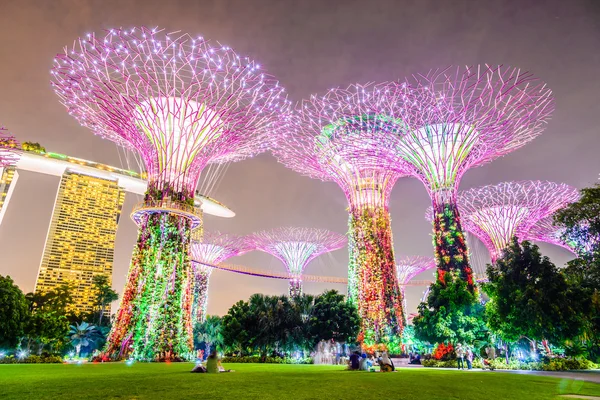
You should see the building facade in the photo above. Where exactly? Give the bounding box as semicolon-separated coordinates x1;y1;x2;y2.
0;166;19;226
35;171;125;314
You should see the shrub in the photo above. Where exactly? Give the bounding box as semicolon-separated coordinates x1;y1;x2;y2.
0;355;63;364
423;356;596;371
221;356;313;364
541;358;597;371
432;343;455;361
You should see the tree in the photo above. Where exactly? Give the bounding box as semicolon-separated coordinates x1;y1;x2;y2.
309;290;360;348
289;294;315;352
68;322;99;356
248;294;295;357
194;315;223;357
91;275;118;326
413;271;488;345
484;238;584;348
21;141;46;153
222;291;360;358
222;300;253;355
555;185;600;360
23;285;73;354
0;275;29;348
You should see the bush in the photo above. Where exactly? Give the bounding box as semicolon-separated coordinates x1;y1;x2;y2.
0;355;63;364
221;356;313;364
422;356;596;371
541;358;597;371
432;343;455;360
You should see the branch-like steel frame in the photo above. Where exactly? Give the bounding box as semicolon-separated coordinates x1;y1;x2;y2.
456;181;579;261
190;231;250;323
249;227;346;297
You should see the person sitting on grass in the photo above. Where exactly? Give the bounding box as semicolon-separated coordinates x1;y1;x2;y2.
359;353;369;371
206;350;233;373
409;353;421;365
348;351;361;370
379;351;395;372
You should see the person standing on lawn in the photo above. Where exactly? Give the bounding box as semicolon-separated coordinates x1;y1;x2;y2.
456;343;465;370
466;347;473;370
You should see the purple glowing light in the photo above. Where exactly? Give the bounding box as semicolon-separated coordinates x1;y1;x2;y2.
51;26;287;195
524;215;577;254
190;231;250;322
249;227;346;296
272;82;411;208
396;256;436;285
390;66;555;196
191;231;251;266
0;126;20;168
455;181;580;261
396;255;435;312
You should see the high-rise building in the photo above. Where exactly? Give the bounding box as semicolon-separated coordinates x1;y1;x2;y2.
35;171;125;314
0;166;19;226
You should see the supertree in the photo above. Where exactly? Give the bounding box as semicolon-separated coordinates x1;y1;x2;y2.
272;82;412;342
389;66;554;290
396;256;435;313
249;227;346;297
189;230;250;323
51;27;286;361
455;181;580;262
524;215;578;254
0;126;20;167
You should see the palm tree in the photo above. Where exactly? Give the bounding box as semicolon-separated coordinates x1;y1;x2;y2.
68;322;98;357
194;316;223;358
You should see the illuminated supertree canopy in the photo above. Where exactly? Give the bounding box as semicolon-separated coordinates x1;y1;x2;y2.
190;231;250;324
396;255;435;313
455;181;580;262
389;66;554;289
272;82;411;342
0;126;20;167
249;227;346;297
396;255;436;285
524;215;578;254
51;27;286;361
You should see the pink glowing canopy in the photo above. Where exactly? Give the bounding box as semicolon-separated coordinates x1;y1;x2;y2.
396;255;436;284
455;181;580;260
0;126;20;168
524;215;577;254
249;227;346;276
272;82;411;208
190;231;251;268
51;27;287;194
389;66;554;196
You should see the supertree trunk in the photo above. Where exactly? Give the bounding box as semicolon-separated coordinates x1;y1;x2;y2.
347;224;359;305
104;195;194;361
431;190;474;291
192;269;211;324
288;277;302;297
349;206;404;343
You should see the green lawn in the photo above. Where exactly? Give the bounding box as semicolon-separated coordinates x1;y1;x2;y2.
1;363;599;400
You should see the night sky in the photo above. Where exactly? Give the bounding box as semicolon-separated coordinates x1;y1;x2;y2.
0;0;599;316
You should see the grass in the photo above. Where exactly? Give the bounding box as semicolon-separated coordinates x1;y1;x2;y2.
1;363;599;400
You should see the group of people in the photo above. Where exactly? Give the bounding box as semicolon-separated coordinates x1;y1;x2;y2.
348;351;395;372
456;344;498;370
455;344;474;370
313;340;350;365
191;350;233;374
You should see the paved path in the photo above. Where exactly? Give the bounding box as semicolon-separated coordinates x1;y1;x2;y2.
492;369;600;384
403;366;600;384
